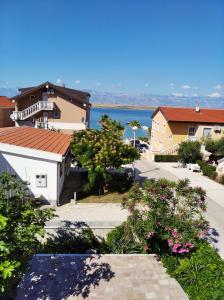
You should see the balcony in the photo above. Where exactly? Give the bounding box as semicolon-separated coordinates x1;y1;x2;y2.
10;101;54;121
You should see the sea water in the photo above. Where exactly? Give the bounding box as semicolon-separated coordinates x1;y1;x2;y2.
90;107;153;139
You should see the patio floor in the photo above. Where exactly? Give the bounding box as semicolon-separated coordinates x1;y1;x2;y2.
16;254;188;300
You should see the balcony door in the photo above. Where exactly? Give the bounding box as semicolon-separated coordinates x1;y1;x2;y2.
42;92;48;102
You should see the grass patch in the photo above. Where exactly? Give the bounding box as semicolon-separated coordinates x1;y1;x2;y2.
77;191;128;203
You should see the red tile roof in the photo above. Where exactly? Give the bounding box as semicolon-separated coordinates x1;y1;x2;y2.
153;106;224;124
0;96;15;108
0;127;72;155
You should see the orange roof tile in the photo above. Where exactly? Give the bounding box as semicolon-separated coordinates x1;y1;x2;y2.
153;106;224;124
0;127;72;155
0;96;15;108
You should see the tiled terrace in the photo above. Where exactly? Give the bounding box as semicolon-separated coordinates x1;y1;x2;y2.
16;254;188;300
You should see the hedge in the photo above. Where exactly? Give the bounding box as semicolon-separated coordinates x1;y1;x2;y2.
154;155;179;162
162;242;224;300
197;160;217;179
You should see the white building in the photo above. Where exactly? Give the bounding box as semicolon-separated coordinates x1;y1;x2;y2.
0;127;72;206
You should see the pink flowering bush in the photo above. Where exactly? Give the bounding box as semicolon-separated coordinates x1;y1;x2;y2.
120;178;208;256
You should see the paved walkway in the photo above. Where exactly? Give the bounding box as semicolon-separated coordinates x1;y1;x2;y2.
46;203;128;228
16;254;188;300
45;203;129;238
133;159;224;258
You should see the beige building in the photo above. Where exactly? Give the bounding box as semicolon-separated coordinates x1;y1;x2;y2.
10;81;91;133
151;106;224;156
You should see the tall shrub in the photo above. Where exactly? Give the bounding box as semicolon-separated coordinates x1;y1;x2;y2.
108;178;208;255
205;137;224;156
178;141;202;164
0;173;54;298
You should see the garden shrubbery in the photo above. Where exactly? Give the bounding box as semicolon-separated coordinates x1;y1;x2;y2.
218;175;224;185
154;155;179;162
162;243;224;300
197;160;218;179
42;227;107;254
108;178;208;256
106;178;224;299
205;136;224;157
0;173;54;299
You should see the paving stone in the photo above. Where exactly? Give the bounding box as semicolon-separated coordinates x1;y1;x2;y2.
15;254;188;300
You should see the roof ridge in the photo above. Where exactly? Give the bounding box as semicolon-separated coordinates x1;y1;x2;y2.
160;106;224;110
12;81;90;100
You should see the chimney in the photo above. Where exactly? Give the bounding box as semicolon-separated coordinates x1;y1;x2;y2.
195;104;200;112
62;83;66;87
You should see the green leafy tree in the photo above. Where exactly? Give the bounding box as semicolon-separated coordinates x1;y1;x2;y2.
205;136;224;156
178;141;202;164
72;115;140;195
0;173;54;298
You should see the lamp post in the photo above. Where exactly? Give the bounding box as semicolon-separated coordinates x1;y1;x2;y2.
131;125;139;180
132;125;138;147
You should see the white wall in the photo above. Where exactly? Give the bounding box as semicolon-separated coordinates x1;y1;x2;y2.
48;122;86;130
0;151;59;205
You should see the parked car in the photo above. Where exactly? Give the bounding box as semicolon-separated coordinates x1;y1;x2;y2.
130;139;140;147
139;143;149;151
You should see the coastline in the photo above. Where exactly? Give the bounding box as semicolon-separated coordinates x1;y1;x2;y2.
91;103;156;111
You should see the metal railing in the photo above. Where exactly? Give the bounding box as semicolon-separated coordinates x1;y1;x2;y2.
160;137;194;155
35;121;49;129
10;101;54;121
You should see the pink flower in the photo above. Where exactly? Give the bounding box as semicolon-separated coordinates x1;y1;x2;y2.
160;195;167;202
185;242;194;248
167;239;173;247
165;225;171;232
178;248;189;254
172;243;181;253
147;231;154;238
156;221;161;227
172;228;178;239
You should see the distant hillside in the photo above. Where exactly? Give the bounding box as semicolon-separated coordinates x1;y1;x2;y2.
85;90;224;109
1;87;224;108
0;87;17;97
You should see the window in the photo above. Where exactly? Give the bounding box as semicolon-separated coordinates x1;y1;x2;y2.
203;128;212;137
36;174;47;188
68;97;72;102
188;127;195;136
81;117;85;123
53;109;60;118
188;127;196;140
30;95;35;100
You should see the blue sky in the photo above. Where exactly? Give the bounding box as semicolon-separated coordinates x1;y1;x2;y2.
0;0;224;97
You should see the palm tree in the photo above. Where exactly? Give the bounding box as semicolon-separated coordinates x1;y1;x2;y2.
128;120;141;147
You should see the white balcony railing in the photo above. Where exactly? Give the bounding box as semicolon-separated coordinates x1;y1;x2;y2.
35;121;49;129
10;101;54;121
